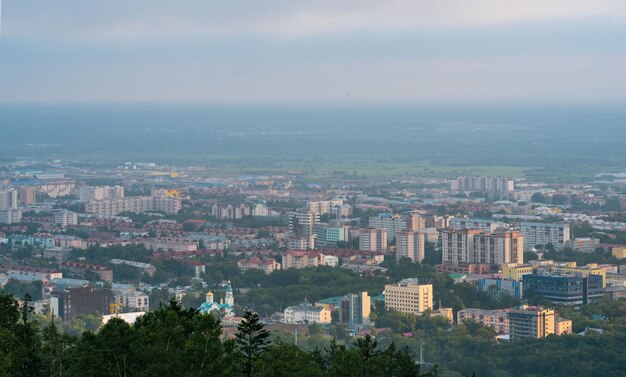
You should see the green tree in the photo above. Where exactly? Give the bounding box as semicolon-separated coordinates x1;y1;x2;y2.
236;310;270;377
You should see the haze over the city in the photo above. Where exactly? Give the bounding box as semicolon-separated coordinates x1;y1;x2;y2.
1;0;626;103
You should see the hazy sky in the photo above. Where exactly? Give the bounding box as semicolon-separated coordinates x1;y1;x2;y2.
1;0;626;103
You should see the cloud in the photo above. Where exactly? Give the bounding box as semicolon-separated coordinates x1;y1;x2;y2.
3;0;626;40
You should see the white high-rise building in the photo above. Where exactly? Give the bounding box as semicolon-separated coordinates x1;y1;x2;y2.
451;176;514;193
449;218;509;232
85;196;181;217
79;186;125;202
0;210;22;224
0;189;18;210
369;214;406;241
473;230;524;265
359;228;388;253
288;211;320;237
55;210;78;227
440;229;481;264
521;222;571;251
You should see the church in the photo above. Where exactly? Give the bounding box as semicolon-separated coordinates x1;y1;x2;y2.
198;281;235;317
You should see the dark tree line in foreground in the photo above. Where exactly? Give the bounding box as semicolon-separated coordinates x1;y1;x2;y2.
0;293;439;377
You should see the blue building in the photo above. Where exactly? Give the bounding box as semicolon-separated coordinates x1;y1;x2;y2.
477;278;523;300
522;273;603;305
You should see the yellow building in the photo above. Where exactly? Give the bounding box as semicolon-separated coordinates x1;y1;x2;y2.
552;262;607;288
431;307;454;323
501;263;534;281
612;247;626;259
554;317;573;335
384;279;433;315
508;307;555;341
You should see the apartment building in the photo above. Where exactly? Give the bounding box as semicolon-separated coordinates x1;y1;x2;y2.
0;189;18;210
113;289;150;312
368;213;406;241
473;230;524;265
307;199;344;215
18;187;37;205
449;218;509;232
287;210;320;237
395;231;425;262
54;210;78;227
564;237;600;253
520;222;570;251
85;196;181;217
339;292;371;326
450;176;514;193
0;210;22;224
79;185;125;202
237;257;281;274
508;307;555;341
359;227;388;253
440;229;481;264
282;250;324;269
457;308;510;334
50;286;111;322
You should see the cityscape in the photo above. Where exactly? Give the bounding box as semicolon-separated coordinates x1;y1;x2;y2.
1;162;626;376
2;1;626;377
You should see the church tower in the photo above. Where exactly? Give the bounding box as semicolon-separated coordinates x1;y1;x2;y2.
225;281;234;307
205;291;214;304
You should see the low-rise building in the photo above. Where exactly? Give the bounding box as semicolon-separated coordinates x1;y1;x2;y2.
284;302;332;324
113;289;150;312
457;308;510;334
564;238;600;253
237;257;281;274
477;278;523;299
60;261;113;282
0;264;62;280
282;250;324;270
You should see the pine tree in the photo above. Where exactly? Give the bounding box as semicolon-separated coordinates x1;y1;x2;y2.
235;310;270;377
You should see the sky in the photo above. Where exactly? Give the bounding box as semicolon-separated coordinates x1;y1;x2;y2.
1;0;626;104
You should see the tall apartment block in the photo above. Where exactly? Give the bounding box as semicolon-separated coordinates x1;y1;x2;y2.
405;213;427;231
307;199;344;215
18;187;37;205
440;229;481;264
339;292;371;326
287;210;320;237
359;227;388;253
473;230;524;265
79;185;125;202
368;213;406;241
520;222;570;251
450;176;514;193
85;196;181;217
0;189;18;210
449;217;509;232
395;230;425;262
